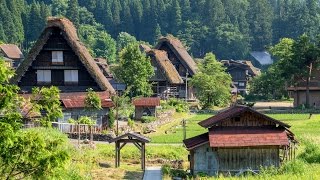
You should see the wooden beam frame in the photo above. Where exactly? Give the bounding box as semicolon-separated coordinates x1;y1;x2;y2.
114;138;147;170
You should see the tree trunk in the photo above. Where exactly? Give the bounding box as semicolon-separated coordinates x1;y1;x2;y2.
306;62;313;108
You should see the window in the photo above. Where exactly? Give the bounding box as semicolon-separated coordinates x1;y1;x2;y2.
64;70;78;83
233;82;238;85
239;82;245;87
37;70;51;83
52;51;63;63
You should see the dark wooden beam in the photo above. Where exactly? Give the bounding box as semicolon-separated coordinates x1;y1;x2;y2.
133;142;142;150
119;142;127;150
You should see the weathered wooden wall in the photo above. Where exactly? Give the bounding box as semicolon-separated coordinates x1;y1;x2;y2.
217;147;280;172
192;143;280;175
193;144;219;176
215;111;276;127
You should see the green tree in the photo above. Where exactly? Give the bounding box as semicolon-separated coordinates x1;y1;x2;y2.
66;0;80;27
78;24;117;63
0;59;70;179
0;128;70;179
116;43;154;97
52;0;68;16
247;0;273;50
116;32;137;52
215;23;250;59
270;35;320;107
31;86;63;127
249;66;287;100
191;53;232;108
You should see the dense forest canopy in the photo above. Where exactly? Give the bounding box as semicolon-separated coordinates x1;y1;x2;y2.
1;0;320;63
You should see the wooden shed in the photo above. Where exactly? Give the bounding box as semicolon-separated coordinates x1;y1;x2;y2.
133;97;160;120
183;105;296;176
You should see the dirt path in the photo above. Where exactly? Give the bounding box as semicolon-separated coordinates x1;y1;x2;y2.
254;101;293;109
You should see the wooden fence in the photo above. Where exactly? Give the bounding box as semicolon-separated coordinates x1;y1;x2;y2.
51;122;102;134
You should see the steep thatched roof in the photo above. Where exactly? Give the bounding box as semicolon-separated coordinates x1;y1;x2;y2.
139;44;151;52
242;61;261;76
148;49;184;84
222;60;260;77
11;17;115;94
95;58;112;78
155;36;197;75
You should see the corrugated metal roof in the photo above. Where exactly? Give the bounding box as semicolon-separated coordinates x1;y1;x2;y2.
132;97;160;107
209;127;289;147
183;133;209;150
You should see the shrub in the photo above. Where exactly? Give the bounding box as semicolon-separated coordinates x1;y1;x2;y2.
0;127;71;179
171;169;188;178
299;140;320;163
78;116;95;125
141;116;156;123
161;164;171;175
167;98;189;113
127;118;134;128
279;159;306;175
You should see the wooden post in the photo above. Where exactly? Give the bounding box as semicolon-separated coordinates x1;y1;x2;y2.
141;143;145;170
115;141;119;168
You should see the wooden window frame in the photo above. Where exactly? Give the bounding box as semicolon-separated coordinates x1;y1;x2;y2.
52;51;64;65
64;70;78;85
37;70;51;85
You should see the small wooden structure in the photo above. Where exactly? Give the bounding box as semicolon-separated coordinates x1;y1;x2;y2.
109;132;150;170
183;105;297;176
132;97;160;120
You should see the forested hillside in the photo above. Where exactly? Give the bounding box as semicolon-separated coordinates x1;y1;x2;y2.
1;0;320;63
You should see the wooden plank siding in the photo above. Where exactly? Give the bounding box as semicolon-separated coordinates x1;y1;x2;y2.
215;111;276;127
217;147;279;172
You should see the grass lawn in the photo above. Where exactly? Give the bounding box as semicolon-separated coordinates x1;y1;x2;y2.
149;113;213;143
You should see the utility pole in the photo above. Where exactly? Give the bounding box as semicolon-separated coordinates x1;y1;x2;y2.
185;69;189;102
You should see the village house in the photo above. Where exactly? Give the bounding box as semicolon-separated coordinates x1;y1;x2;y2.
143;48;184;99
132;97;160;120
141;36;198;100
183;105;296;176
11;17;115;131
0;44;24;68
287;68;320;107
221;60;260;94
